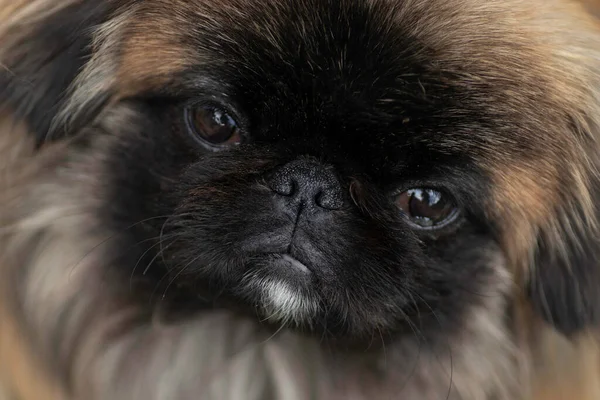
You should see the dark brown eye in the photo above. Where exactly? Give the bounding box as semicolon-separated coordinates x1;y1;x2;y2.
395;188;459;229
186;105;242;149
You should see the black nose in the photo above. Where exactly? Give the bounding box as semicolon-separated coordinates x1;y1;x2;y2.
267;159;344;211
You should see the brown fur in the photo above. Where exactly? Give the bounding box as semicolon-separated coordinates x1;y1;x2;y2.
580;0;600;16
1;1;600;399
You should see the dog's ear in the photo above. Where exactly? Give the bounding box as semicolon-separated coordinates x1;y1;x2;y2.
528;198;600;336
0;1;120;144
526;107;600;336
526;7;600;334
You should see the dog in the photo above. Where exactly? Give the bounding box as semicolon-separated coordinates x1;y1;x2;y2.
1;0;600;399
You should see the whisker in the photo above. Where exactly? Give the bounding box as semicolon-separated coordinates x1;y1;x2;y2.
67;215;174;279
141;239;178;276
377;327;387;371
160;253;203;300
128;234;178;290
259;322;287;345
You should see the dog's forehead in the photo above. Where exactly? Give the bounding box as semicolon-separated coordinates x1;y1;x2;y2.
117;0;555;143
120;0;410;90
118;1;393;84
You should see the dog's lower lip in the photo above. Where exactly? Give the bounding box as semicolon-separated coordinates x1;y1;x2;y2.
274;254;311;274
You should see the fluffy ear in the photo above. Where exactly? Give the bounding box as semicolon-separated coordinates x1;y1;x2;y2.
528;206;600;336
527;6;600;334
0;1;116;144
526;110;600;336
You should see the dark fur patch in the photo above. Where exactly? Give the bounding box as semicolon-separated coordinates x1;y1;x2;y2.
0;1;111;144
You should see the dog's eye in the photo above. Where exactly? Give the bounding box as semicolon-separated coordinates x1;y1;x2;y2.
185;105;242;149
395;188;459;229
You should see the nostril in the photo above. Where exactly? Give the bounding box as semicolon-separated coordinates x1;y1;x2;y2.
314;190;324;207
281;180;297;196
267;172;297;196
315;189;344;210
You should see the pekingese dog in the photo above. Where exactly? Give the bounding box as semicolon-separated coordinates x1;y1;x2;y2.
1;0;600;399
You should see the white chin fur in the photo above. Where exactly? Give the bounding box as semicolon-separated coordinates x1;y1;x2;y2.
257;278;319;326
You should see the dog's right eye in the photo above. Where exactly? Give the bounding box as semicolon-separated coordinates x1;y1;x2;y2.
185;105;243;150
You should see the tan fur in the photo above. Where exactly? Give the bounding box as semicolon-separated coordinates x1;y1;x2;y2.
118;3;198;95
0;302;65;400
580;0;600;15
0;115;67;400
531;331;600;400
488;163;558;272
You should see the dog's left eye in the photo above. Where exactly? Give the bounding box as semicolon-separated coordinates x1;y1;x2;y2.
185;105;243;149
395;188;459;229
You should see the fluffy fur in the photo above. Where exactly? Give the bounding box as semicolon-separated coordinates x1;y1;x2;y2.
1;1;600;399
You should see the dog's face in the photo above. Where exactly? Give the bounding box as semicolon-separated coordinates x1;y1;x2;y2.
2;1;600;398
3;0;600;342
89;0;513;341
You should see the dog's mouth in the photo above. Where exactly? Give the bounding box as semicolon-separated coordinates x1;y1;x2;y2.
238;223;325;283
257;253;314;282
276;254;311;274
